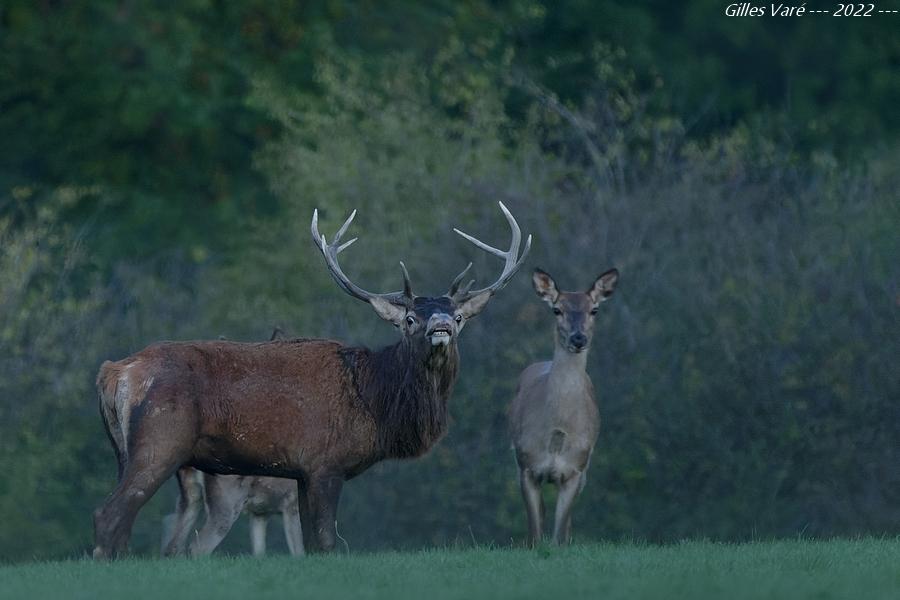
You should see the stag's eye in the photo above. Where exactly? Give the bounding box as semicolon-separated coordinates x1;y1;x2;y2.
590;308;599;316
552;307;562;316
406;315;416;326
454;315;463;323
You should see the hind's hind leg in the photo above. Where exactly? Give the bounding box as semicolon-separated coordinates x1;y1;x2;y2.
282;501;305;556
189;475;249;556
161;467;205;556
249;514;268;557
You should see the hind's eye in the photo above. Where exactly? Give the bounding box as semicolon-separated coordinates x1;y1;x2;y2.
590;308;599;316
406;315;416;326
552;308;562;316
454;315;463;323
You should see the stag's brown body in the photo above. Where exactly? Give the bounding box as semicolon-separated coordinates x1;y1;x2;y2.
92;202;530;558
101;339;374;474
96;326;459;557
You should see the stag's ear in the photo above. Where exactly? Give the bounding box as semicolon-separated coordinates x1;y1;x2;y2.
588;268;618;303
458;290;493;319
368;297;408;325
532;269;559;305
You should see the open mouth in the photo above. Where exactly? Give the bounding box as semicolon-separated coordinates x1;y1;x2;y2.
428;326;453;345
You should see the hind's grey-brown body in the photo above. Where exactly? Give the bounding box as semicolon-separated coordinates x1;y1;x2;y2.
510;268;618;545
162;467;303;556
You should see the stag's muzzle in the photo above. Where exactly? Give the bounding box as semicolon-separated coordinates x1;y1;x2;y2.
426;314;456;346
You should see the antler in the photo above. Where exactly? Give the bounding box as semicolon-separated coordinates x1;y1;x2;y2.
311;209;413;307
449;201;532;301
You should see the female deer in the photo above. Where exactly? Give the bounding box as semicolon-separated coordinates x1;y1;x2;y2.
510;268;618;545
161;467;303;556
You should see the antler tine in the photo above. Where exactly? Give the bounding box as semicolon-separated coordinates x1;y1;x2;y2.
399;261;414;299
459;279;475;297
497;200;522;257
310;209;411;306
336;237;358;254
452;229;507;258
452;201;532;301
332;209;356;244
446;262;472;297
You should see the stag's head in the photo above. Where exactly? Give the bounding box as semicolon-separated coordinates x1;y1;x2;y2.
532;268;619;354
311;202;532;351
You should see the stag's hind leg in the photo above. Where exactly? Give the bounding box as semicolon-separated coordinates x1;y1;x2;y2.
93;444;187;558
93;376;198;559
161;467;205;556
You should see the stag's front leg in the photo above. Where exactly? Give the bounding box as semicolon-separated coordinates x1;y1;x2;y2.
519;467;543;546
306;473;344;552
296;477;316;552
551;472;582;545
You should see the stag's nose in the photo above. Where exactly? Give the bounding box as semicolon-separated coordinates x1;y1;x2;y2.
426;313;456;346
569;332;588;350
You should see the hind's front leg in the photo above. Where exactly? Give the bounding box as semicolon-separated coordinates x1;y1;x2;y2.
551;472;582;545
518;467;544;546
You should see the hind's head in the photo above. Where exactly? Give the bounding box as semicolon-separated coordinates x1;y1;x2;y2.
532;268;619;353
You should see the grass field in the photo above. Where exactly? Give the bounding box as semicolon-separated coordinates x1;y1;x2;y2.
1;539;898;600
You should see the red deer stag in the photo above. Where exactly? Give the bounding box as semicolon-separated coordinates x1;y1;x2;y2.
510;268;618;545
92;202;531;558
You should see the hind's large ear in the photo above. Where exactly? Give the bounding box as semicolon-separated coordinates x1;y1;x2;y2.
532;269;559;306
588;268;618;304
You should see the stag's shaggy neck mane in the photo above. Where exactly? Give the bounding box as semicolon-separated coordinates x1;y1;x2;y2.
343;338;460;460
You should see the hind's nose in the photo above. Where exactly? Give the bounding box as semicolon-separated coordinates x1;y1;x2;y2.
569;333;587;349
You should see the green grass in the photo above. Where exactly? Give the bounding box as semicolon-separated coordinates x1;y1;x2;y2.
2;540;898;600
